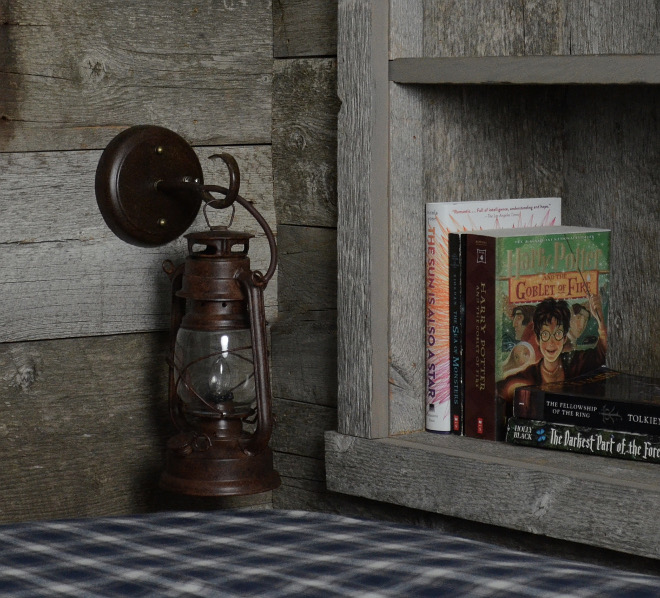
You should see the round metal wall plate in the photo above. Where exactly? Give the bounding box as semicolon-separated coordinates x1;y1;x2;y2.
95;125;203;246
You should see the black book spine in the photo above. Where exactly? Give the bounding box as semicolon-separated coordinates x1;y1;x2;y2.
448;232;464;434
515;387;660;435
507;417;660;464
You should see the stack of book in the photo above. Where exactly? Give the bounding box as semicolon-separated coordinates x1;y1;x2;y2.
508;367;660;464
425;198;562;435
427;198;616;442
426;197;659;464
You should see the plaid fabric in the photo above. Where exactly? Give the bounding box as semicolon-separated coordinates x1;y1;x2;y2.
0;509;657;597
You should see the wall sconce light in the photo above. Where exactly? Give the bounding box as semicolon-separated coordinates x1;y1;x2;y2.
95;125;280;496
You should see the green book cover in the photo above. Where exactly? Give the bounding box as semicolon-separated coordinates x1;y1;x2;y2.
463;226;610;440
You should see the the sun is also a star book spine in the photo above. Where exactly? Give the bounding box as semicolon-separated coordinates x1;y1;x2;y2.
425;199;561;434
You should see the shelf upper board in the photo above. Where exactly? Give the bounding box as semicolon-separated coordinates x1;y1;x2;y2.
389;55;660;85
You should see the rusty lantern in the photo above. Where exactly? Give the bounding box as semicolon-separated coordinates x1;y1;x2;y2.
95;125;280;496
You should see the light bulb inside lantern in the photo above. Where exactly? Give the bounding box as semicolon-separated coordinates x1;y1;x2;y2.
208;335;233;403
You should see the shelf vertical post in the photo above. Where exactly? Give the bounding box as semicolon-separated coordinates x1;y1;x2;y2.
337;0;390;438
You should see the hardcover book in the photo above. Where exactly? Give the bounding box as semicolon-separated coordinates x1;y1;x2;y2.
514;367;660;435
462;226;610;440
507;415;660;464
425;198;561;433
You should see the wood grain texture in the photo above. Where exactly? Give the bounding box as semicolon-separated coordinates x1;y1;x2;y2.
276;224;337;314
273;59;339;227
273;0;337;57
389;0;423;59
562;86;660;378
0;332;170;522
421;0;525;57
414;0;659;58
326;431;660;559
271;311;337;408
561;0;659;55
336;0;389;439
0;0;272;152
0;145;276;343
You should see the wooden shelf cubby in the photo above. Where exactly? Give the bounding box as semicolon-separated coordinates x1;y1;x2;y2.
327;0;660;559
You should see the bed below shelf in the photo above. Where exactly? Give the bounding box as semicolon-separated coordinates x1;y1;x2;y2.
0;508;658;597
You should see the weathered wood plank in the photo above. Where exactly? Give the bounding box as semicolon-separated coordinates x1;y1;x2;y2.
276;224;336;314
0;0;272;152
273;59;339;227
326;431;660;560
0;332;169;522
422;0;525;57
562;86;660;378
273;0;337;58
271;397;337;459
562;0;659;55
0;145;276;343
271;311;337;408
417;0;659;58
336;0;389;438
389;0;423;59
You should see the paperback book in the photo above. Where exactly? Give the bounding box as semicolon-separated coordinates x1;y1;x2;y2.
507;416;660;464
506;417;660;463
462;226;610;440
425;198;561;433
514;366;660;435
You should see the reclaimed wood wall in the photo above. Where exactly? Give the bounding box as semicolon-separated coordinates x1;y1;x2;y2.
0;0;276;521
0;0;348;523
270;0;342;511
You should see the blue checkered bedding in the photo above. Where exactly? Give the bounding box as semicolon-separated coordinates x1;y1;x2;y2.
0;509;657;597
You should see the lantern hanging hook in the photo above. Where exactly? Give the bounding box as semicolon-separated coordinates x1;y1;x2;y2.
204;152;240;209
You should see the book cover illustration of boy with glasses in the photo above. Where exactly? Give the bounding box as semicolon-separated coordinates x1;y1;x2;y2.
462;226;610;440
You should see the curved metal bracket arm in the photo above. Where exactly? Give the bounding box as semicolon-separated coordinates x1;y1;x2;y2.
237;272;274;457
198;189;278;287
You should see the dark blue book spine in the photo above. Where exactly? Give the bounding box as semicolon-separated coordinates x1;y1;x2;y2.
448;232;464;434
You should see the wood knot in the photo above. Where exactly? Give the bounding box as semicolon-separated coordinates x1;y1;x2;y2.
10;363;38;392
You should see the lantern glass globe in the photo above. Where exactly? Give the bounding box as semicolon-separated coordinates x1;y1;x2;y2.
174;328;255;414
